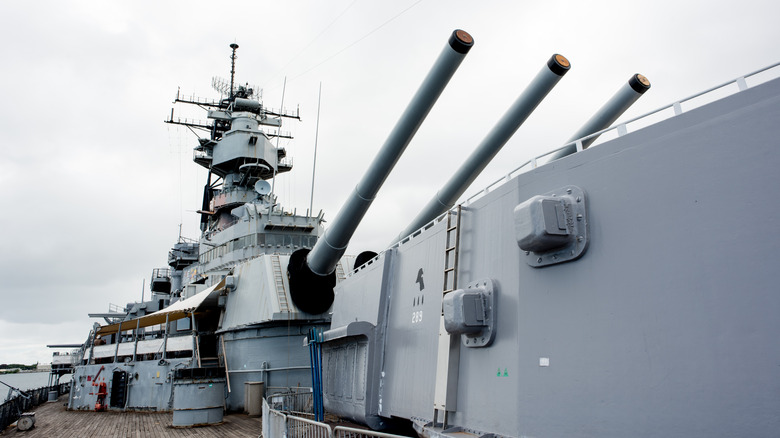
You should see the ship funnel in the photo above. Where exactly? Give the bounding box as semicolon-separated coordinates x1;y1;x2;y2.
392;54;571;245
287;30;475;314
548;73;651;160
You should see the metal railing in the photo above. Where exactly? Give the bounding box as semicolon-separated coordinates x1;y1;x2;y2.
288;415;332;438
460;61;780;209
267;387;314;418
108;303;125;314
262;397;412;438
0;381;70;431
151;268;171;279
263;397;289;438
333;426;412;438
378;61;780;257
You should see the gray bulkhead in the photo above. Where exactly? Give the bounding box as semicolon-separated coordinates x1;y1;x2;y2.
323;222;447;428
324;76;780;436
69;360;191;411
219;253;354;411
210;114;277;169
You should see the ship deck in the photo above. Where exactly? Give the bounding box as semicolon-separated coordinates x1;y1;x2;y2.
0;395;261;437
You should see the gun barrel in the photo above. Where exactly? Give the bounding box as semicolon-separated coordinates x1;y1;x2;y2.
393;54;571;244
287;30;474;314
307;30;473;276
549;73;651;160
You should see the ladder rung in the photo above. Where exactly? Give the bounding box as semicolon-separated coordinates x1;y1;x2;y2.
444;267;455;273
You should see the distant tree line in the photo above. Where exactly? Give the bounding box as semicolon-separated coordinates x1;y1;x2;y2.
0;363;38;373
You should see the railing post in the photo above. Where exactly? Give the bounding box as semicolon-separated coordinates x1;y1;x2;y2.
162;314;170;360
736;77;748;91
133;318;140;362
88;329;97;365
113;320;123;363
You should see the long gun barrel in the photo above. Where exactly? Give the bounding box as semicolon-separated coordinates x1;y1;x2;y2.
548;73;651;160
392;54;571;244
287;30;474;314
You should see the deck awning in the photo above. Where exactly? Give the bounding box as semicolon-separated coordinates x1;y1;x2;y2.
97;279;225;336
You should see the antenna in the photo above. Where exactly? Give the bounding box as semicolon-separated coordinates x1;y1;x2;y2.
309;82;322;218
212;76;231;97
229;43;239;99
271;76;287;199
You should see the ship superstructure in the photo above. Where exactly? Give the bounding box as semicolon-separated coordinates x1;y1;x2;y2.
67;44;353;423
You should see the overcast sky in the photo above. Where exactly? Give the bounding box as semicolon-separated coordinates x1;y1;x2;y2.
1;0;778;365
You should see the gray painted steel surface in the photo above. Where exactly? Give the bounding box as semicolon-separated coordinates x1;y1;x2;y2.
69;360;190;411
322;251;396;429
323;75;780;437
221;325;325;411
172;378;225;426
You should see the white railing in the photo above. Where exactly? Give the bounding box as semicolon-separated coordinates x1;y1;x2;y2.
333;426;412;438
470;62;780;206
262;398;412;438
263;398;289;438
267;387;314;417
460;61;780;210
288;415;332;438
375;61;780;256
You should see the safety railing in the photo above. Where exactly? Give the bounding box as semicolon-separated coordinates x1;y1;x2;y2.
263;397;288;438
381;61;780;256
333;426;412;438
287;415;332;438
267;387;314;418
460;61;780;209
0;381;70;431
262;397;412;438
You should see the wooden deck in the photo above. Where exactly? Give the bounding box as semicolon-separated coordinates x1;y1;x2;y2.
0;396;261;437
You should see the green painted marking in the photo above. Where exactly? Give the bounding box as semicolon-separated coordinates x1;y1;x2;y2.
503;368;508;377
496;368;501;377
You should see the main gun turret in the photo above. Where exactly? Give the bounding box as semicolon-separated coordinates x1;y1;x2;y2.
287;30;475;314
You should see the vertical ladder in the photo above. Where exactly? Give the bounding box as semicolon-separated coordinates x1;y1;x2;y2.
335;260;347;281
271;255;290;313
434;205;462;429
442;205;462;294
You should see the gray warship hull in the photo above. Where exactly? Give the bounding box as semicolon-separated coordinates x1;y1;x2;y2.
320;73;780;436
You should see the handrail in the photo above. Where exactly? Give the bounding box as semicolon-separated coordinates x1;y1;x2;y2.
333;426;413;438
461;61;780;209
288;414;333;438
0;382;70;431
335;62;780;275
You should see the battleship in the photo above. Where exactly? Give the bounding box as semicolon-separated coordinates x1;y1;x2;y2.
65;41;354;426
56;28;780;437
